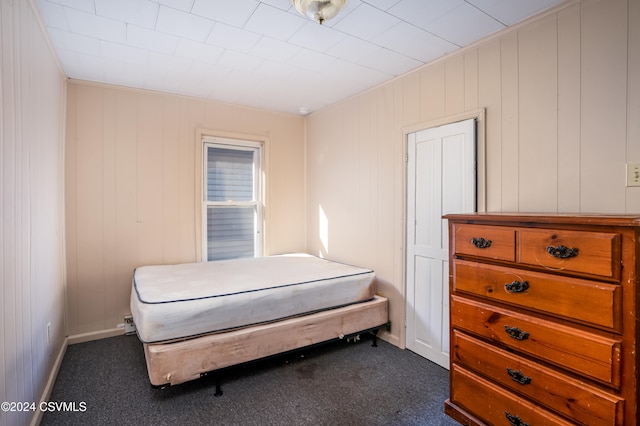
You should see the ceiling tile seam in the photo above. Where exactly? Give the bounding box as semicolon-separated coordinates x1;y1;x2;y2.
154;2;194;16
150;4;216;39
57;5;72;36
188;2;261;30
136;9;213;50
203;5;304;56
361;0;400;13
371;20;462;59
274;41;385;78
350;0;460;45
242;2;279;30
60;3;158;47
242;1;262;28
371;1;505;48
314;37;427;72
152;1;160;31
201;22;215;45
281;19;398;65
463;0;508;27
364;0;452;26
124;22;179;56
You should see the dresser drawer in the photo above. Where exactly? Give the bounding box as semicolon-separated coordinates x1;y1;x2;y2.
518;229;621;279
451;364;575;426
452;223;515;261
453;330;624;425
453;259;622;331
451;296;622;387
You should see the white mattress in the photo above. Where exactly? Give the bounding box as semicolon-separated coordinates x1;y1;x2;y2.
130;254;376;343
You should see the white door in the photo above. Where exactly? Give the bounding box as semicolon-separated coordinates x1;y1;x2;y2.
405;119;476;369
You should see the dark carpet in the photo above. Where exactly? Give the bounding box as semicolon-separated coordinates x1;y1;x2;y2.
41;334;458;426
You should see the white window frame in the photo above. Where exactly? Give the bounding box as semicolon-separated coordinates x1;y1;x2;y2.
201;136;263;261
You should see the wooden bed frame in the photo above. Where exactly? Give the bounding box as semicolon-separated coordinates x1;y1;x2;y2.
142;295;389;389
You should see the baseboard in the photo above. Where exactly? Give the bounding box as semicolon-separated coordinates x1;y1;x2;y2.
30;337;68;426
67;327;124;345
380;330;400;348
30;328;126;425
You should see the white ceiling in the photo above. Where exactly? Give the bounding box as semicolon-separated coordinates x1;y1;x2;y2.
36;0;567;115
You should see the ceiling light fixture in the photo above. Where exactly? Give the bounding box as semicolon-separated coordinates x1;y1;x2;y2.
292;0;347;25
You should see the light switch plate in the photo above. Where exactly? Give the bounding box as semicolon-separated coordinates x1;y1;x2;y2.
627;163;640;187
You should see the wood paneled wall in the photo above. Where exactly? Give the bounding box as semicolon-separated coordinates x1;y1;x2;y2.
65;83;306;336
1;1;67;424
305;0;640;346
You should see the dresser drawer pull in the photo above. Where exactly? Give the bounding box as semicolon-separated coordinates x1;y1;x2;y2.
546;245;579;259
504;280;529;293
470;237;492;248
506;368;532;385
504;325;529;340
505;412;529;426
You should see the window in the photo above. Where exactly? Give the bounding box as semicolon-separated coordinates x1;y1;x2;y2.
203;138;262;261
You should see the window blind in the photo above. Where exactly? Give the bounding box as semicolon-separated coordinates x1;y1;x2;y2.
204;144;260;261
206;206;255;261
207;147;254;202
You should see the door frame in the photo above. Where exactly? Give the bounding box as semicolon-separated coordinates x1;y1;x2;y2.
400;108;487;350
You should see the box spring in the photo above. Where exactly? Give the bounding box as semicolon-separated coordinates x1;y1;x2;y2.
144;296;389;387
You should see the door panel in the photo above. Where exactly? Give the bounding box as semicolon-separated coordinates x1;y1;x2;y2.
406;119;475;369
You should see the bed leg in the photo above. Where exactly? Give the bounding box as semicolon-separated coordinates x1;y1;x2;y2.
201;370;224;396
214;377;223;397
369;322;390;347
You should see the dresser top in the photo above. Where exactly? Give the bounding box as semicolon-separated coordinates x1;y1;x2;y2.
443;212;640;227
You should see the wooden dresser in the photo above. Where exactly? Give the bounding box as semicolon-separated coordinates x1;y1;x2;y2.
443;213;639;426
